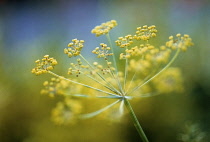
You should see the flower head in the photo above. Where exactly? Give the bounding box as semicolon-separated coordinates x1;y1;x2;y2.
40;78;60;97
64;39;84;57
51;98;82;125
133;25;157;41
68;58;90;77
152;67;184;94
91;20;117;37
166;34;193;51
92;43;113;59
31;55;58;75
115;34;134;48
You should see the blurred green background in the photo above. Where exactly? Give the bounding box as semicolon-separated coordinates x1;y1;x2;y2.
0;0;209;142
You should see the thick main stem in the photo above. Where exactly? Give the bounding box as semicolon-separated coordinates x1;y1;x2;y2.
124;98;149;142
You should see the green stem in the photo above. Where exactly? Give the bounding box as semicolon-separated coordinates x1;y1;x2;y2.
124;98;149;142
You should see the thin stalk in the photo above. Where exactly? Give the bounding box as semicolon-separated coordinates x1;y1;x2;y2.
106;34;117;71
104;59;125;95
126;63;156;95
105;60;118;81
124;98;149;142
125;72;136;94
105;60;117;79
106;33;124;94
125;52;158;95
48;71;120;97
126;67;157;95
80;99;121;119
85;74;120;94
128;48;180;95
79;54;120;94
124;46;129;91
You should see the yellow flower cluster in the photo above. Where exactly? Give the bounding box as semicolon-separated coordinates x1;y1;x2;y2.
119;44;155;59
115;34;133;48
133;25;157;41
91;20;117;37
92;43;113;59
145;46;171;64
68;58;89;77
93;61;115;75
127;46;172;80
41;78;60;97
152;67;184;94
64;39;84;57
51;98;82;125
128;59;151;75
41;77;83;97
31;55;58;75
166;34;193;51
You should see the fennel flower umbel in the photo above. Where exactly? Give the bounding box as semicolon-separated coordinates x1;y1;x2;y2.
32;20;193;142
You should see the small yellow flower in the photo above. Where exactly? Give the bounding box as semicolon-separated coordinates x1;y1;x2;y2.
152;67;184;94
31;55;58;75
133;25;157;41
115;34;133;48
51;98;82;125
91;20;117;37
64;39;84;57
166;34;193;51
92;43;113;60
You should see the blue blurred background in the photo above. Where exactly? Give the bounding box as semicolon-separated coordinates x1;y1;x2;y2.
0;0;209;142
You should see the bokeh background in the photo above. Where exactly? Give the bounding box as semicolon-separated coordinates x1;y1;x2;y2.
0;0;209;142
